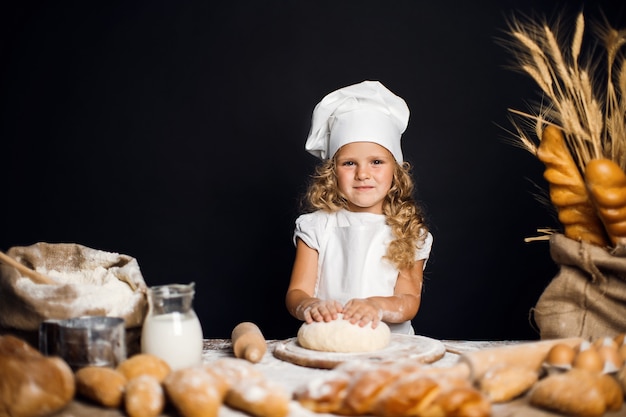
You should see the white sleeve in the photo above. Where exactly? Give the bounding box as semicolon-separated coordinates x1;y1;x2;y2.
293;213;321;251
416;231;433;267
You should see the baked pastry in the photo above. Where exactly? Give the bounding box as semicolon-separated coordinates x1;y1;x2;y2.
0;335;75;417
294;360;490;417
529;368;623;417
124;375;165;417
75;365;127;407
163;366;228;417
478;364;539;402
116;353;171;382
226;378;290;417
537;125;608;246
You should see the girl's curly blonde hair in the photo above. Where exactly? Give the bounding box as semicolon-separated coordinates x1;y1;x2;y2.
301;157;429;270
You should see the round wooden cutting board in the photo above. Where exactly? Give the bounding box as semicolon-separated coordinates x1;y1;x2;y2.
273;334;446;369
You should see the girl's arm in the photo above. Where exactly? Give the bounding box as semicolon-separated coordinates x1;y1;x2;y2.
342;259;424;328
286;239;343;323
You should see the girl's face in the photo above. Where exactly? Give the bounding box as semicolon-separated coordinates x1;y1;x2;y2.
335;141;395;214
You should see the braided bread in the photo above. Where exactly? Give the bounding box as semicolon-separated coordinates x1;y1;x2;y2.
294;361;491;417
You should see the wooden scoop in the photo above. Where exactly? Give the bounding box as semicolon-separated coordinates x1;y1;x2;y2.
0;250;57;285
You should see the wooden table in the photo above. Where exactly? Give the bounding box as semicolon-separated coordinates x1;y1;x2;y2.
53;338;626;417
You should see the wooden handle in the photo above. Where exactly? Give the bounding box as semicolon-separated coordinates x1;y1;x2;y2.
458;337;583;381
0;250;56;285
231;322;267;363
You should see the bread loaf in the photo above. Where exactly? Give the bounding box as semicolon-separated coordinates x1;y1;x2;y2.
537;125;609;246
206;357;264;385
226;378;291;417
116;353;171;382
584;158;626;247
529;368;623;417
124;375;165;417
75;365;127;408
163;367;228;417
372;374;440;417
294;361;490;417
292;370;351;414
478;364;539;403
0;335;75;417
340;367;400;415
203;357;291;417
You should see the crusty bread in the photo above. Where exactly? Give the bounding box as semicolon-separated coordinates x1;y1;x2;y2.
585;158;626;247
0;335;75;417
124;375;165;417
116;353;171;382
294;361;490;417
537;125;609;246
529;368;623;417
163;366;228;417
478;364;539;403
75;365;127;408
226;378;290;417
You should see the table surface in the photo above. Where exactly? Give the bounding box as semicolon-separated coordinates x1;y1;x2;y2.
53;338;626;417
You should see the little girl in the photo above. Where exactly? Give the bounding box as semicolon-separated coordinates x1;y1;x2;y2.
286;80;433;334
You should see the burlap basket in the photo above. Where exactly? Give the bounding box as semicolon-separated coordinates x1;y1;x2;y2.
0;242;148;352
532;233;626;340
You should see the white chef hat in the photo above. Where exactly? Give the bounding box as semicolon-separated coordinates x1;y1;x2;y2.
305;80;409;162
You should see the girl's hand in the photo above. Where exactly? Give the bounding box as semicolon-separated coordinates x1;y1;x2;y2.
297;299;343;323
342;298;383;328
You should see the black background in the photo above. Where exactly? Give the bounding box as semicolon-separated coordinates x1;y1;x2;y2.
1;0;624;341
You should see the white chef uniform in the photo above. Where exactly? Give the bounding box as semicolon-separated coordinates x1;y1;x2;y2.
293;209;433;334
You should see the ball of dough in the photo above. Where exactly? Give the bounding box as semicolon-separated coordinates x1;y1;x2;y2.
297;315;391;353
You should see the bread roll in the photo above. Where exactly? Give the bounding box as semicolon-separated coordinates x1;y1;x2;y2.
205;357;264;386
163;366;228;417
0;335;75;417
529;368;621;417
75;365;127;408
226;378;290;417
478;364;539;403
116;353;171;382
124;375;165;417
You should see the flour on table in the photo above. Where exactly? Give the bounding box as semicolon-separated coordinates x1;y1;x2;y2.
297;314;391;353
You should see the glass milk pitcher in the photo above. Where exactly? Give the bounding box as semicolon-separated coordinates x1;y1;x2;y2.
141;282;204;370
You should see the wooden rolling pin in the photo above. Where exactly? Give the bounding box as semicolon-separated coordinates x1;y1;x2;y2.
231;322;267;363
457;337;584;381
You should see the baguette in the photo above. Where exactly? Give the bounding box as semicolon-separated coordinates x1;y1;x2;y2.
537;125;609;246
584;158;626;247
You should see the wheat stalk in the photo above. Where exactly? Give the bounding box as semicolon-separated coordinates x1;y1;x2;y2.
505;11;626;171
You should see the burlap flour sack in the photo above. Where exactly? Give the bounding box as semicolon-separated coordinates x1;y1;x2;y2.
532;233;626;340
0;242;148;332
